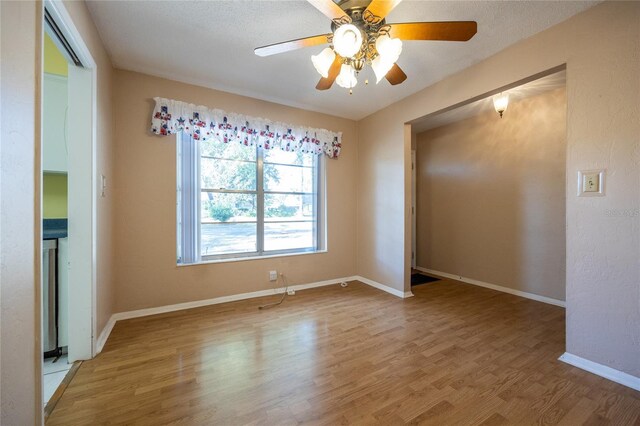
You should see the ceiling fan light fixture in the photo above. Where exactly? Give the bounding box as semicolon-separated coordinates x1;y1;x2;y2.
336;63;357;89
311;47;336;78
371;55;395;84
333;24;363;58
253;1;479;91
375;34;403;63
493;92;509;118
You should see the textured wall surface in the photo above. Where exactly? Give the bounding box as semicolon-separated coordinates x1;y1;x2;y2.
416;88;567;301
358;1;640;377
1;2;42;423
2;1;117;421
563;3;639;378
112;70;358;313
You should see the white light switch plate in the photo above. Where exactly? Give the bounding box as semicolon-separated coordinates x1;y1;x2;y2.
577;169;605;197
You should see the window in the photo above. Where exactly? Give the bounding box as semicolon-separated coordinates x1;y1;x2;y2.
177;132;326;263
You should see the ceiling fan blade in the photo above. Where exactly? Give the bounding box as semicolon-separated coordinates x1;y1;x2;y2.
316;55;343;90
364;0;403;21
307;0;351;23
255;34;331;57
385;63;407;85
389;21;477;42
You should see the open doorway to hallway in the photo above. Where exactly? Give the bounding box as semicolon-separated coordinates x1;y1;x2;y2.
41;1;97;415
409;70;567;305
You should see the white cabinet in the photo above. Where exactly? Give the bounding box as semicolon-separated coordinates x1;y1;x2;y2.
43;73;68;173
57;237;69;347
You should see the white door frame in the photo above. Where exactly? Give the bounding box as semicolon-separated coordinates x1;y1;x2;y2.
411;149;416;269
44;0;96;362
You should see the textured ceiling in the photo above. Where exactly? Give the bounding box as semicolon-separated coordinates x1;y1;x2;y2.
412;70;567;133
86;0;596;120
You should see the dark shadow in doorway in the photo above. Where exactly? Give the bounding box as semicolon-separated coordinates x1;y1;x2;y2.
411;273;440;286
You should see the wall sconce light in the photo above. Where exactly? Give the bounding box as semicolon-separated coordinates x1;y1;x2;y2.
493;92;509;118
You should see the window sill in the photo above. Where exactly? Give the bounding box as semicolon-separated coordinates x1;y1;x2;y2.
177;249;328;267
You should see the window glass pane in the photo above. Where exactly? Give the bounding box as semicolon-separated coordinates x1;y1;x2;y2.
201;223;257;256
264;164;313;193
264;149;313;167
201;158;256;191
265;193;315;221
201;139;256;161
180;135;325;261
201;192;257;222
264;221;314;251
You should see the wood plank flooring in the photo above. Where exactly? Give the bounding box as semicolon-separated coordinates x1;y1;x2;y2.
47;279;640;425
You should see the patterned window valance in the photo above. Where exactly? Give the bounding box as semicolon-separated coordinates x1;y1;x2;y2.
151;97;342;158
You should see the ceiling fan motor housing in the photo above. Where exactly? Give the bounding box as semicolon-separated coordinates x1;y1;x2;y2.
331;4;388;67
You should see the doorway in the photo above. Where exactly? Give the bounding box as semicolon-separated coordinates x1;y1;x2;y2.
408;69;567;303
41;0;97;412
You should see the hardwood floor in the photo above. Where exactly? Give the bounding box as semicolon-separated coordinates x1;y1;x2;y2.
47;279;640;425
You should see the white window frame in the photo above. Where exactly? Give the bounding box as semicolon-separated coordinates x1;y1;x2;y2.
177;132;326;264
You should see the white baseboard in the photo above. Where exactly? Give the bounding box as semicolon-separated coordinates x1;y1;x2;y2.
356;276;414;298
95;275;411;353
95;316;116;355
559;352;640;391
112;276;362;322
415;267;565;308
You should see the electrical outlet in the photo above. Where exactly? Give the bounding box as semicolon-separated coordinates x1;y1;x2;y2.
269;270;277;281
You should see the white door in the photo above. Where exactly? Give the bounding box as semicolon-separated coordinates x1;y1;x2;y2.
67;64;95;361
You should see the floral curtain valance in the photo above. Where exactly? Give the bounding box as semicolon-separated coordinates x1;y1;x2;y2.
151;97;342;158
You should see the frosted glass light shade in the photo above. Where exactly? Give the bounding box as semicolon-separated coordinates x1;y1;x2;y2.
371;55;394;84
375;34;402;63
333;24;363;58
493;93;509;117
336;64;357;89
311;48;336;78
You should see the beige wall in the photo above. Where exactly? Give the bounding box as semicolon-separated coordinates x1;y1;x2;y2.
1;1;115;422
63;0;116;336
358;1;640;377
355;109;407;292
416;89;567;301
1;1;42;423
112;70;358;313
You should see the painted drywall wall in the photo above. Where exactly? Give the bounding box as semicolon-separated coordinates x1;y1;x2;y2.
63;0;116;338
44;32;68;76
416;88;567;301
1;2;115;419
0;1;42;424
357;1;640;377
112;70;358;313
43;173;68;218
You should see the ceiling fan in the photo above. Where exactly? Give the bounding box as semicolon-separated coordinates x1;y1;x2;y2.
254;0;477;93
